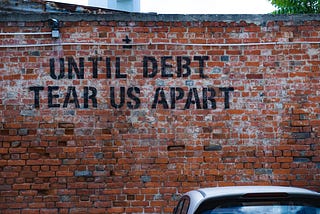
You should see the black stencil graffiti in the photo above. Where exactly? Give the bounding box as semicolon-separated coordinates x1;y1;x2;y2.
29;56;234;110
151;87;234;110
143;56;208;78
50;57;126;79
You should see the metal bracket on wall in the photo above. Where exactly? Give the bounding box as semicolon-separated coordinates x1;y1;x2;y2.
49;18;60;38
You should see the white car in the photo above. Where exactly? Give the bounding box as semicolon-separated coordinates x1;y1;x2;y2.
173;186;320;214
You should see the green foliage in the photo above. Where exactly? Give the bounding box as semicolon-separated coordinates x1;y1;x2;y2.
269;0;320;14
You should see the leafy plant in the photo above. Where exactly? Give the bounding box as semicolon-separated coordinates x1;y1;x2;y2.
269;0;320;14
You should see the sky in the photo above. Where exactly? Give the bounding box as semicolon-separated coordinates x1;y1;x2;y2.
54;0;276;14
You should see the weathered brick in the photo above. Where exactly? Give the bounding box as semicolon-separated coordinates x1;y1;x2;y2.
204;145;222;151
246;73;263;79
291;120;310;127
75;170;93;177
58;123;74;128
1;12;320;214
255;168;273;175
292;132;311;139
12;183;31;190
7;160;25;166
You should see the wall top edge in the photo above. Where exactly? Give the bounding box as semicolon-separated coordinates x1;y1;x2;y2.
1;12;320;24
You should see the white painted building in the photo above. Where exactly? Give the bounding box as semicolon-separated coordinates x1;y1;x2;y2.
88;0;140;12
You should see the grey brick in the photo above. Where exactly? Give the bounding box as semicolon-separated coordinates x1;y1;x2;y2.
141;175;151;183
255;168;273;175
292;132;311;139
204;145;222;151
75;170;92;177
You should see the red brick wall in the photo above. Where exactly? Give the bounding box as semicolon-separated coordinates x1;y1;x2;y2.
1;14;320;213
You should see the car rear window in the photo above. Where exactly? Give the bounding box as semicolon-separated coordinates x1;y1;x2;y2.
196;195;320;214
202;203;320;214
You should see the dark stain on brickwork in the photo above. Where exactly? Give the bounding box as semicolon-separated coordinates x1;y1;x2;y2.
167;145;186;151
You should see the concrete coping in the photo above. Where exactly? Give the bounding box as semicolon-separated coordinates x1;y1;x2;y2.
1;12;320;25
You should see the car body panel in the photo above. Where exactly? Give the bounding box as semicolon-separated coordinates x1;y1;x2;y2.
173;186;320;214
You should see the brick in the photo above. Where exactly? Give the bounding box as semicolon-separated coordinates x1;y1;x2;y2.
167;145;185;151
22;207;40;213
255;168;273;175
75;170;93;177
9;148;27;153
292;132;311;139
276;157;293;163
107;207;125;213
141;175;151;183
7;160;25;166
246;73;263;79
291;120;310;127
38;171;56;177
56;171;73;177
293;157;311;162
292;108;309;115
58;123;74;128
220;56;229;62
204;145;222;151
12;183;31;190
244;26;261;32
0;148;8;153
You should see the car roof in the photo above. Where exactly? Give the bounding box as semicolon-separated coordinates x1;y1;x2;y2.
193;186;320;198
